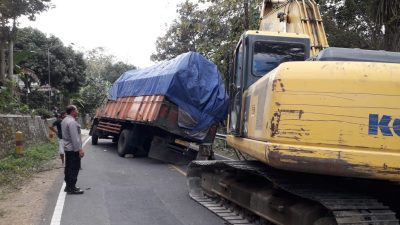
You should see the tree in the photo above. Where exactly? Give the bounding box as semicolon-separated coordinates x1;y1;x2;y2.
104;61;135;83
77;47;136;116
74;76;108;116
14;27;87;108
319;0;400;51
0;0;51;83
370;0;400;51
151;0;261;78
85;47;135;83
319;0;382;49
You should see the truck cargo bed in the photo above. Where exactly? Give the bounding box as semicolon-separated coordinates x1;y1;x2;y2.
94;95;216;143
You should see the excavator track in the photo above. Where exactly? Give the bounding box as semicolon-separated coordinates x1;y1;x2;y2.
187;160;399;225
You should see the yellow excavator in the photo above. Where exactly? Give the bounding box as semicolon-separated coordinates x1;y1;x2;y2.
187;0;400;224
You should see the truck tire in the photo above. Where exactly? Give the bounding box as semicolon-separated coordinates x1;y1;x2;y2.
133;137;151;157
117;129;134;157
91;125;99;145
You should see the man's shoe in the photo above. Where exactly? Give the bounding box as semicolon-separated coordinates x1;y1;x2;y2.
64;186;81;192
67;188;84;194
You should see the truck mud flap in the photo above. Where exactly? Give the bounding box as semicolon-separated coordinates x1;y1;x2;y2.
148;136;197;165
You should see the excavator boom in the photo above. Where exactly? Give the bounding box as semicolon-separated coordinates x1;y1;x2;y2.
259;0;328;56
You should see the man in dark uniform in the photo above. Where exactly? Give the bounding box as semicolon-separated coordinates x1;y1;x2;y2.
49;112;66;166
61;105;85;194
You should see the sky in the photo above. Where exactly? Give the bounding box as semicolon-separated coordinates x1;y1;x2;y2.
21;0;184;68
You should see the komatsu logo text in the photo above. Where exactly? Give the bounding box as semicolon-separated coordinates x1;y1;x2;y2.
369;114;400;136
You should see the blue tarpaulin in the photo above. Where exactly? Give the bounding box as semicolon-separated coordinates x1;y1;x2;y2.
108;52;229;131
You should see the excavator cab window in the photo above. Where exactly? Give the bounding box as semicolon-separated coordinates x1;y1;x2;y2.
252;41;306;76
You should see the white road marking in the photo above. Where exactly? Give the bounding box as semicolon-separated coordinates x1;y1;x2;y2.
169;164;187;176
50;182;66;225
82;136;91;147
50;136;91;225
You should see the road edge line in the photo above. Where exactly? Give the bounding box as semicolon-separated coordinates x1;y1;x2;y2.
170;164;187;176
50;136;91;225
82;136;91;147
50;182;66;225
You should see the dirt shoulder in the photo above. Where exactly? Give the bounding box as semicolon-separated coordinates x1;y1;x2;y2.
0;130;90;225
0;159;63;225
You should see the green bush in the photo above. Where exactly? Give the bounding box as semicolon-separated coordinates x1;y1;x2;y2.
0;143;57;189
33;108;53;119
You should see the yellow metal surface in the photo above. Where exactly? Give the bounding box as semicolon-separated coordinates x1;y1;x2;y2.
15;131;24;155
230;61;400;181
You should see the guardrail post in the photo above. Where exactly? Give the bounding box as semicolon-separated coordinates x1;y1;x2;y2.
48;127;55;142
15;131;24;155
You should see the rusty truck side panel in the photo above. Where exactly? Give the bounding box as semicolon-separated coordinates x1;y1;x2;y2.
94;95;216;143
96;96;164;122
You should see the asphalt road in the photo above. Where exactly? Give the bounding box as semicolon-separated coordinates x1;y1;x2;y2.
54;139;225;225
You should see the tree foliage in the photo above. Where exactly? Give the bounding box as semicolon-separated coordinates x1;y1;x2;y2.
9;27;87;112
0;0;51;21
320;0;378;49
370;0;400;51
151;0;261;78
75;47;136;116
15;27;87;94
73;76;108;116
0;0;52;82
85;47;136;83
316;0;399;51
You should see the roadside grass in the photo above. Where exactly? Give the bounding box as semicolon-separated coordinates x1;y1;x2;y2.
0;143;58;191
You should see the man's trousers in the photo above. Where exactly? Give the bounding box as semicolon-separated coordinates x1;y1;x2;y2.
64;151;81;189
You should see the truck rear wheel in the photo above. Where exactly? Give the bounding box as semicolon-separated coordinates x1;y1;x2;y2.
91;125;99;145
117;129;134;157
117;128;151;157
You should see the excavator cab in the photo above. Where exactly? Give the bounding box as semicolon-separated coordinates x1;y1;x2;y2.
228;30;310;136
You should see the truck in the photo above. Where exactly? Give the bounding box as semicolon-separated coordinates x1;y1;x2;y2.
89;52;228;164
187;0;400;224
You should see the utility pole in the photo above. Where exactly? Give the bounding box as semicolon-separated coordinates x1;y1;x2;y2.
48;47;51;111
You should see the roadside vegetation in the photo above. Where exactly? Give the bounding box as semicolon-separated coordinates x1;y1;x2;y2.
0;0;136;118
0;143;57;191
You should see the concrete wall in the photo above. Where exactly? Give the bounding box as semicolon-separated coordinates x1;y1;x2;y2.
0;115;49;158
